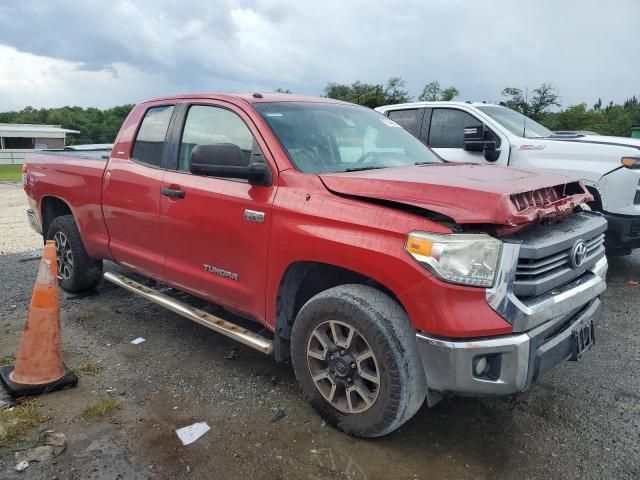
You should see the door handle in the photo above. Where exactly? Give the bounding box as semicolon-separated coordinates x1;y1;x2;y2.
161;187;185;199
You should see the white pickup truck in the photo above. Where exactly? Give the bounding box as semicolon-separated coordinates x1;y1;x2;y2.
376;101;640;254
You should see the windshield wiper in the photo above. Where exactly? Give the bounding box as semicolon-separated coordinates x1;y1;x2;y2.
414;161;436;166
344;166;388;172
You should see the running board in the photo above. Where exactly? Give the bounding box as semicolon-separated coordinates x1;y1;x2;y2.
103;271;273;355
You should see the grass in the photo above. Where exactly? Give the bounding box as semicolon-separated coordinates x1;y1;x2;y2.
0;401;46;447
0;354;15;367
81;396;121;420
0;164;22;182
74;362;104;376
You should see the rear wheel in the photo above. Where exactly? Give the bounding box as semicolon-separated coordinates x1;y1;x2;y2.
46;215;103;292
291;284;427;437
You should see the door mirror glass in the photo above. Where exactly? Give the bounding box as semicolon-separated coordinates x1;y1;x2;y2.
189;144;272;185
464;124;500;161
463;124;486;151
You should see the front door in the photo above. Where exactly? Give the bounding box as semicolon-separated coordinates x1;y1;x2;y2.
160;102;276;323
102;104;175;279
423;108;509;165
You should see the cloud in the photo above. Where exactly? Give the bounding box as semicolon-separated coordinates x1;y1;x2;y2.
0;0;638;110
0;45;174;110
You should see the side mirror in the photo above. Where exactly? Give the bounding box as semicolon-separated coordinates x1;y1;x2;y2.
484;147;500;162
464;124;500;161
189;144;272;186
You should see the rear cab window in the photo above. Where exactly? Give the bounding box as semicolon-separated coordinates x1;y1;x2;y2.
387;109;424;137
131;105;175;167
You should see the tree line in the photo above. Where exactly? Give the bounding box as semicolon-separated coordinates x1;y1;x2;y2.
322;78;640;137
0;105;134;145
0;79;638;144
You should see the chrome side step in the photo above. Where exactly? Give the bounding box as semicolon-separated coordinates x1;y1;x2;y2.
103;271;273;355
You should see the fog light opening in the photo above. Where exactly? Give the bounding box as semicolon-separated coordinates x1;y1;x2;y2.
474;356;489;376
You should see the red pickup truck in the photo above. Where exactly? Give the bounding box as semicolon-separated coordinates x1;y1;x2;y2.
23;93;607;437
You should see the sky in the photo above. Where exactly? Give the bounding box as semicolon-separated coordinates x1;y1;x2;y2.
0;0;638;111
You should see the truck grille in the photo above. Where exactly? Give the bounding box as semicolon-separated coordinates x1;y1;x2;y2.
631;220;640;236
506;212;608;298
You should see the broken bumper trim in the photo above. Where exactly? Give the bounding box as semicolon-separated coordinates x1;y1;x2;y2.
27;209;42;235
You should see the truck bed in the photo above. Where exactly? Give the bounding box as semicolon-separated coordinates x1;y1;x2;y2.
24;150;111;259
40;148;112;161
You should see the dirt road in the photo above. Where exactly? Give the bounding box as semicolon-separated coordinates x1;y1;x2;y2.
1;183;639;479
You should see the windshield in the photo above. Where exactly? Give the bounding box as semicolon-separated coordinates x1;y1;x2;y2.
477;105;553;139
254;102;442;174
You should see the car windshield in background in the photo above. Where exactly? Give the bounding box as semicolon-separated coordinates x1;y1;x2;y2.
477;105;553;139
254;102;442;174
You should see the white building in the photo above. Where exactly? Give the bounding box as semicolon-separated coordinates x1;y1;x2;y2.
0;123;80;164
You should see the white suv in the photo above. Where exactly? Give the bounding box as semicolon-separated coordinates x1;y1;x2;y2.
376;101;640;254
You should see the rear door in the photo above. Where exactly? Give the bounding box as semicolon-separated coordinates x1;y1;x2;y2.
102;104;175;278
159;101;277;323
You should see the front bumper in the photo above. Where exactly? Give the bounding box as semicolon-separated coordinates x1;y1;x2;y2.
416;297;603;396
602;211;640;251
416;255;607;396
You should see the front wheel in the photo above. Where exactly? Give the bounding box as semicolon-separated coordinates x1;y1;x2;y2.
291;284;427;437
46;215;103;292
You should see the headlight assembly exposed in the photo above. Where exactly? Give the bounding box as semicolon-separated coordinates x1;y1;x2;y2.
405;232;502;287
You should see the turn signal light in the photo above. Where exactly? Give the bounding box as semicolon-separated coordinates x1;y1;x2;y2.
621;157;640;169
406;236;433;257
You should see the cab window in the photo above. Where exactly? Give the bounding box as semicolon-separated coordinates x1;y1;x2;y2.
131;105;174;167
428;108;479;148
178;105;262;172
387;109;424;137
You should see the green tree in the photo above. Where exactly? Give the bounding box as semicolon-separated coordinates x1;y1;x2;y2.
540;95;640;137
501;87;529;114
440;87;460;101
323;77;411;108
501;83;560;121
529;83;561;119
418;81;459;101
384;77;411;104
0;105;134;144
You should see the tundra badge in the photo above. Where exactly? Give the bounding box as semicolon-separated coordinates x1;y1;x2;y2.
203;264;239;281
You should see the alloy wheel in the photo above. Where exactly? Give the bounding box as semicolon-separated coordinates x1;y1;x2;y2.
53;231;73;280
306;320;380;414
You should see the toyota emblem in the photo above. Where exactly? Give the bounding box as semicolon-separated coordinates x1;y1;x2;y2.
570;240;587;269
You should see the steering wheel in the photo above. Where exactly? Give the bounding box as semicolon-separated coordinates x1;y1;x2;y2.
355;151;380;163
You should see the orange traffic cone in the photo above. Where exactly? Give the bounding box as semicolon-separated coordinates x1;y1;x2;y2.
0;240;78;396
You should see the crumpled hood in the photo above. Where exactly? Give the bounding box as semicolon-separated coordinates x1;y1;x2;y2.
319;163;591;226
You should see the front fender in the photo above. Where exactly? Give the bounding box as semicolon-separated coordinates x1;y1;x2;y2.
265;173;512;337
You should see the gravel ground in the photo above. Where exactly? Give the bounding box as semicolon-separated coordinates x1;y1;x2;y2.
0;183;639;479
0;183;41;254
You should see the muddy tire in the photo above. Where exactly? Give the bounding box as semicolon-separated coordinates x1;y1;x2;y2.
291;284;427;437
46;215;103;292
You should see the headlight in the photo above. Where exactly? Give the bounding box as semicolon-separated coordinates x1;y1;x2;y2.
405;232;502;287
621;157;640;169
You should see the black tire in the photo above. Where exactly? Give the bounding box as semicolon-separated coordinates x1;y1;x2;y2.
290;284;427;437
46;215;103;292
